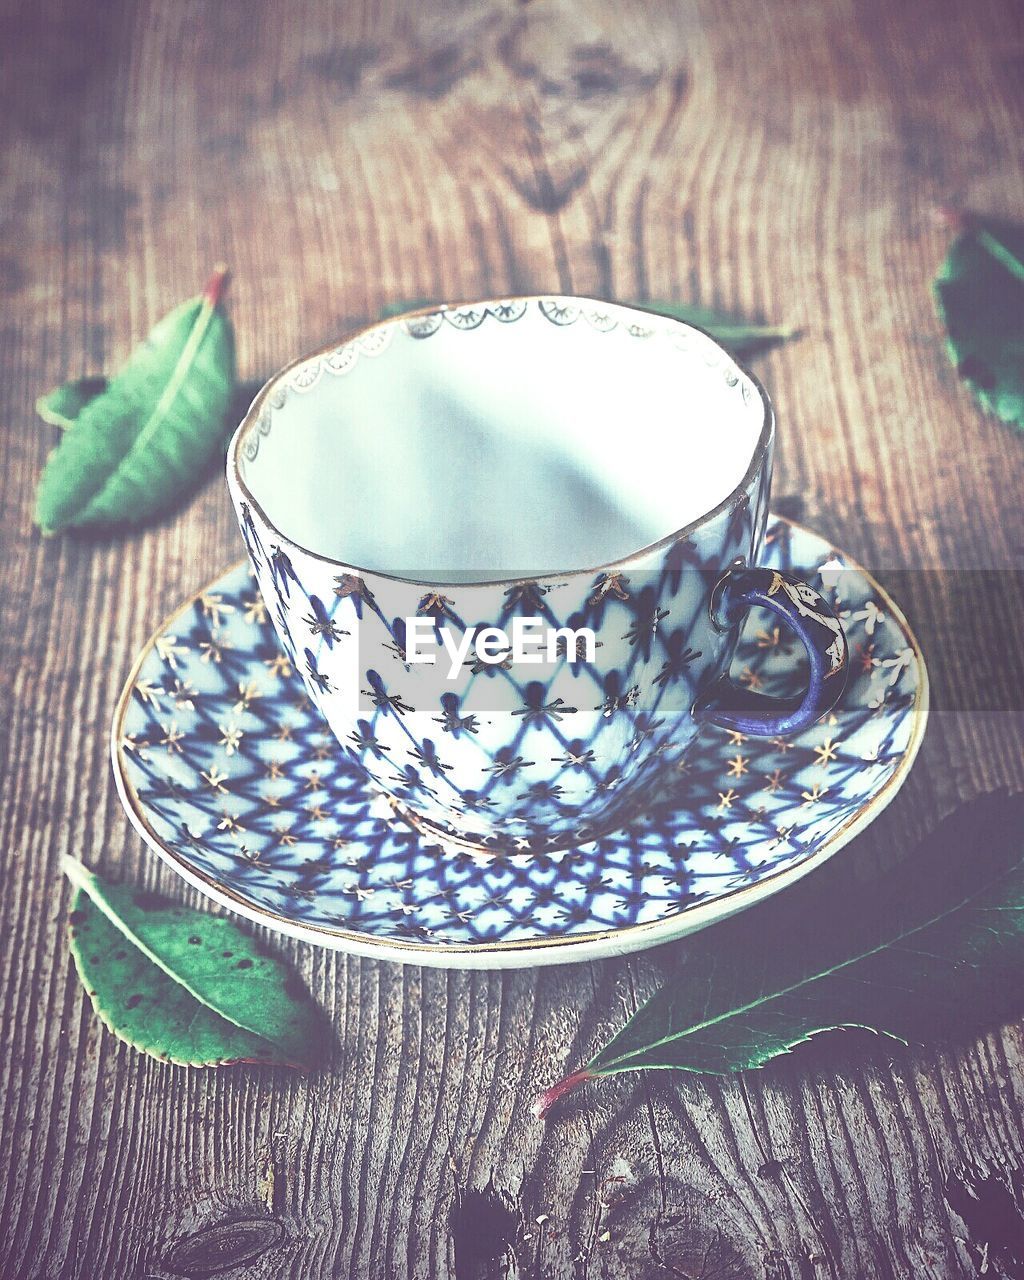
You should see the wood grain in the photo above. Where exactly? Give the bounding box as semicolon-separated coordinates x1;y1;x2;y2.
2;0;1023;1276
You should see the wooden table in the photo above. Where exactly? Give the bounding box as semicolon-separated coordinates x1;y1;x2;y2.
3;1;1023;1276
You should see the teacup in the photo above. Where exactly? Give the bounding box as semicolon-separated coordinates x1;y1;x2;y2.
227;297;848;853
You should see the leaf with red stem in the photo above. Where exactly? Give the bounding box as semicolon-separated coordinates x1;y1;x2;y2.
35;265;236;532
535;794;1024;1118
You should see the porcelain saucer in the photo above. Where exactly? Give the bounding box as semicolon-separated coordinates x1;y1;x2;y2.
111;516;928;969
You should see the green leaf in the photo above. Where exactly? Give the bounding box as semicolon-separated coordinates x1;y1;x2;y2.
35;267;236;533
378;299;796;357
378;298;438;319
64;860;325;1070
36;376;108;429
535;793;1024;1116
635;301;798;356
934;213;1024;430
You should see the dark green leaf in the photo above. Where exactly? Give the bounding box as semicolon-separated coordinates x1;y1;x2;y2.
935;214;1024;431
64;860;325;1070
635;301;798;356
379;299;796;356
535;794;1024;1116
35;267;236;533
379;298;438;319
36;376;108;429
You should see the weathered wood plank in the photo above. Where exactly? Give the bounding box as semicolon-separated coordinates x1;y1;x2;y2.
1;0;1022;1276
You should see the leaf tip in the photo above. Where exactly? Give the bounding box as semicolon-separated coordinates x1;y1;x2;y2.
933;204;970;235
34;504;65;536
61;856;91;890
532;1067;595;1120
33;482;65;537
35;393;58;426
204;264;231;307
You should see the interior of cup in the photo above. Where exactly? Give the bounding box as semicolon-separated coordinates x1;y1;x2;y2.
231;298;769;583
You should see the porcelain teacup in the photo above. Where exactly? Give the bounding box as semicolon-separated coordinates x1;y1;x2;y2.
227;297;848;853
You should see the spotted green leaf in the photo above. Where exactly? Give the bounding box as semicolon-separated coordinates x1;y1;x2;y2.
35;267;236;533
36;376;108;429
935;215;1024;431
535;794;1024;1116
64;860;325;1070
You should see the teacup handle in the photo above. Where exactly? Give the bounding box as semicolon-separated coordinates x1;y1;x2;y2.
693;567;850;737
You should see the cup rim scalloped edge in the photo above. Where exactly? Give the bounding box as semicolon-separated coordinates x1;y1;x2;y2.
225;295;776;591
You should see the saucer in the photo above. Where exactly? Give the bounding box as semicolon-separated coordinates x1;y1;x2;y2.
111;516;928;969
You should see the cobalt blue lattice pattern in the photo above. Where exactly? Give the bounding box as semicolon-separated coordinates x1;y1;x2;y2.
230;297;779;852
115;517;924;952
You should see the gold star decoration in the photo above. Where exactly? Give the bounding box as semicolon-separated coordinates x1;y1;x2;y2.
813;738;839;766
755;626;785;650
739;666;763;690
589;572;631;605
765;768;785;793
266;760;285;779
344;883;375;901
726;729;747;746
243;595;268;625
305;803;328;822
275;724;293;742
770;736;796;753
505;580;551;609
264;654;292;679
135;679;163;707
170;679;197;710
334;573;369;600
726;754;748;778
198;640;223;664
284;881;317;902
304;771;324;791
159;722;185;754
233;681;262;713
218;723;243;755
262;791;281;807
717;788;738;810
217;811;245;833
417;591;454;615
272;822;297;846
856;642;876;674
801;783;828;807
200;593;236;629
155;635;188;669
201;767;229;793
